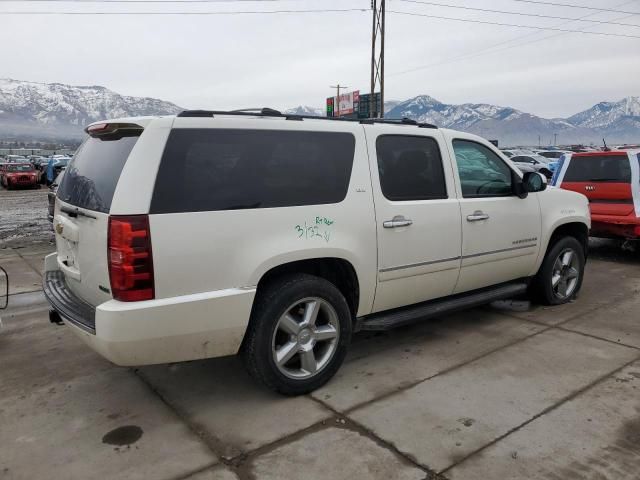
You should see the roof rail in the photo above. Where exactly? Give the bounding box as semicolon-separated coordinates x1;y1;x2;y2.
176;109;438;129
360;117;437;129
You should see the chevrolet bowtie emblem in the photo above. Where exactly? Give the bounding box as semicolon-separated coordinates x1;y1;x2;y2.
55;223;64;234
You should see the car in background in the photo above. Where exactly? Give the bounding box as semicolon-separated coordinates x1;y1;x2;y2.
553;150;640;240
4;155;30;163
534;150;572;173
501;149;537;158
0;163;40;189
510;154;553;179
47;170;65;223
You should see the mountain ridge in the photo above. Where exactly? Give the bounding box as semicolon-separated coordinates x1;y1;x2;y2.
0;78;637;145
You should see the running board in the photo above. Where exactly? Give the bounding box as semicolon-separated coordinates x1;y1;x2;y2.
358;282;528;331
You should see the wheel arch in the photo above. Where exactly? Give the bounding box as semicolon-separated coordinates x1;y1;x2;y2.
256;257;361;320
535;220;589;275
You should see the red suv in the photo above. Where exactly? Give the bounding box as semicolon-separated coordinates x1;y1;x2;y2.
553;151;640;239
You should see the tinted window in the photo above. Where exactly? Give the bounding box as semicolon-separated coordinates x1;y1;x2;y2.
57;132;140;213
453;140;513;197
151;129;355;213
376;135;447;201
564;155;631;183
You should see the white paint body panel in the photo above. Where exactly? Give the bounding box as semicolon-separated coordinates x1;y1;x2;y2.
46;115;590;367
364;125;462;312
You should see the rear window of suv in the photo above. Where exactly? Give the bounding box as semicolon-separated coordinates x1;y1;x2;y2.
564;154;631;183
150;129;356;213
57;132;140;213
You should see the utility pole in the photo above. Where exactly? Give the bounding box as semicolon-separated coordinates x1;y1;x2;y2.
330;84;348;117
370;0;385;118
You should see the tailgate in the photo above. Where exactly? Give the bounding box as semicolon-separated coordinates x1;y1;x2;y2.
561;182;634;216
53;124;143;306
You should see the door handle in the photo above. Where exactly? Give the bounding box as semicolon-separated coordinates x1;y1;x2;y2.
383;216;413;228
467;210;490;222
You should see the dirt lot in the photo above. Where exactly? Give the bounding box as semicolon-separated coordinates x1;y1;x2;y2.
0;188;53;249
1;190;639;480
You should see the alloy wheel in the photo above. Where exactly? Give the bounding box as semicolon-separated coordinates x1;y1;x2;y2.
551;248;580;299
271;297;340;379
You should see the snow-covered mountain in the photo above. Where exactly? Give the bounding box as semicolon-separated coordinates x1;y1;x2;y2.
384;95;633;146
284;105;326;117
0;78;637;146
569;96;640;128
0;78;182;140
285;94;638;145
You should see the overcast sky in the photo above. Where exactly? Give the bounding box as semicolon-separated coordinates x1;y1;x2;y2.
1;0;639;118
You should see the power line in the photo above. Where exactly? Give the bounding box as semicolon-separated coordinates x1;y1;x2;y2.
0;7;370;14
505;0;640;15
396;0;640;28
0;0;309;2
385;9;640;39
389;1;639;77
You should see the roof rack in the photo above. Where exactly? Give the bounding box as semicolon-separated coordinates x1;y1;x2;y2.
176;108;438;129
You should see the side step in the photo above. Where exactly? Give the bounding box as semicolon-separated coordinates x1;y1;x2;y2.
358;282;528;331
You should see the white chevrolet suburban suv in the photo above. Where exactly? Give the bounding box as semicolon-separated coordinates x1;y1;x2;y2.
44;109;590;395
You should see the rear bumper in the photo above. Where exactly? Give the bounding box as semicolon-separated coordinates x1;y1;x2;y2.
590;215;640;239
43;253;256;366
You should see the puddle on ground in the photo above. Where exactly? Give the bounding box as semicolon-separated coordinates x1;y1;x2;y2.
102;425;143;446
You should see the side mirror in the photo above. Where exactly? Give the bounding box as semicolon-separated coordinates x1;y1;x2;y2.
523;171;547;193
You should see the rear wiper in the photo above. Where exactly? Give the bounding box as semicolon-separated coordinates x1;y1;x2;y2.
60;205;97;219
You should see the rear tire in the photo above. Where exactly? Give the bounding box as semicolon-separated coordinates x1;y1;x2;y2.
241;273;352;395
531;236;585;305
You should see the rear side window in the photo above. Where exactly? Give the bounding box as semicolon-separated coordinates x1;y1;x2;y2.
376;135;447;201
150;129;355;213
564;155;631;183
57;133;140;213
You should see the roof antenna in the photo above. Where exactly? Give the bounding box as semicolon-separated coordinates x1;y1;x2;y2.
602;138;610;152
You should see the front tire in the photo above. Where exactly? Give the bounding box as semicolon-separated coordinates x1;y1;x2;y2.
532;236;585;305
242;273;352;395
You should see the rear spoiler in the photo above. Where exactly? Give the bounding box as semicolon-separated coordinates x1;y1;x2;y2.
85;123;144;138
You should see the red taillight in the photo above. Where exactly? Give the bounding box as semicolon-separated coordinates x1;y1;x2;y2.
108;215;154;302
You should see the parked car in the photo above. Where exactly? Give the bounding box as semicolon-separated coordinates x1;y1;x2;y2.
553;150;639;240
501;149;536;158
1;163;40;189
534;150;572;173
4;155;30;163
510;155;553;179
47;170;65;223
44;111;590;395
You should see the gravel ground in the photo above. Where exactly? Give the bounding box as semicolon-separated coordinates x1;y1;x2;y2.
0;188;54;249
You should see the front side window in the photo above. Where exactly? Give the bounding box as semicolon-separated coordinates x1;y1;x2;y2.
376;135;447;201
453;140;513;197
150;129;355;213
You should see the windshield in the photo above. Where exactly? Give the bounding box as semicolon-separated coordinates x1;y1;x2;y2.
57;132;140;213
7;165;33;172
564;155;631;183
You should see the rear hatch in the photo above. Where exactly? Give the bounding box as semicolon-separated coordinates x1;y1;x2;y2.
53;123;143;306
560;153;634;216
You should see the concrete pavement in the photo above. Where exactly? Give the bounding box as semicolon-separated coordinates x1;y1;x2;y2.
1;241;639;479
